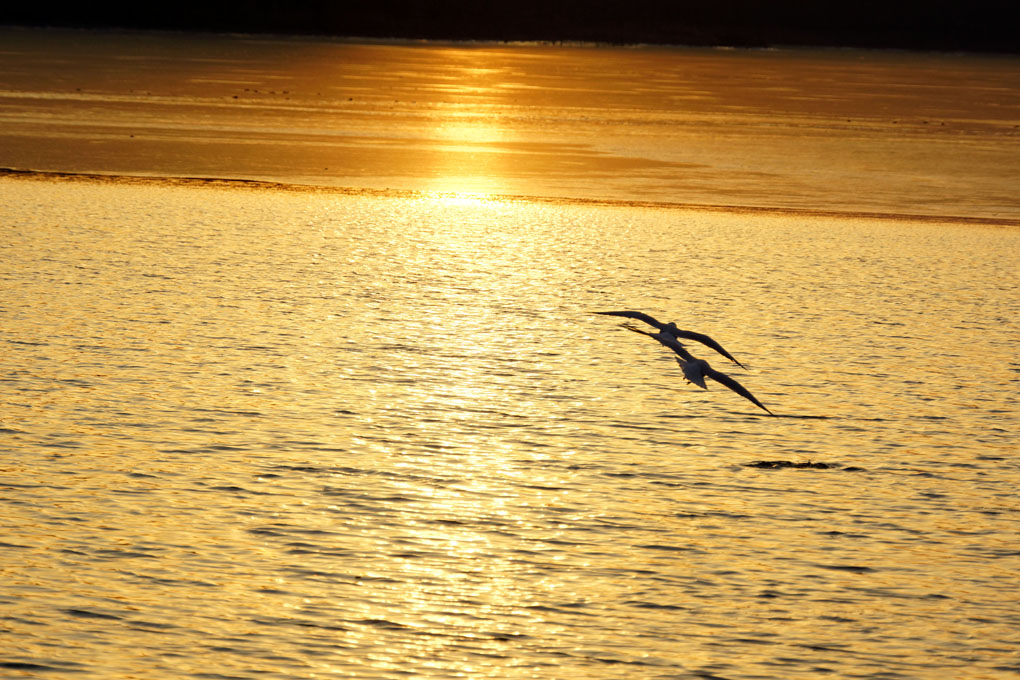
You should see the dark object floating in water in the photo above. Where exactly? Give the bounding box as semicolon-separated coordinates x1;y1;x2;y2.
815;564;875;574
746;460;864;470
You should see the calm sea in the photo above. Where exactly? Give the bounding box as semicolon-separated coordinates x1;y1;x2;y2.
1;28;1019;679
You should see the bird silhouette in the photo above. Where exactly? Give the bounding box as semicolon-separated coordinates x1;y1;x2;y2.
620;324;774;416
593;310;744;367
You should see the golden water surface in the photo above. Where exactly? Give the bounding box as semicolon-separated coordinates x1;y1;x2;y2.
1;28;1019;680
2;27;1019;217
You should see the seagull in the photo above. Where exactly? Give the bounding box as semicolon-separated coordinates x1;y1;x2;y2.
593;310;744;367
621;324;775;416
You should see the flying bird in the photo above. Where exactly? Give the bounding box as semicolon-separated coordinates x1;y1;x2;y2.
593;310;744;367
621;324;775;416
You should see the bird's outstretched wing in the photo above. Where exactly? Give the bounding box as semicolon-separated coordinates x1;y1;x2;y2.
593;310;665;329
705;367;774;415
670;329;745;368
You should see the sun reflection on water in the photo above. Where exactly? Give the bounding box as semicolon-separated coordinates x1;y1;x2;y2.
343;190;595;668
414;51;524;198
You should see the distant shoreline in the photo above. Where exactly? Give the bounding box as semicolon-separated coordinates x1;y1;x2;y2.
4;25;1019;59
9;24;1010;58
2;0;1019;55
5;168;1018;228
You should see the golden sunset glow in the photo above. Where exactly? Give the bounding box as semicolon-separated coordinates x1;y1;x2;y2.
408;48;520;196
419;118;517;196
3;23;1019;680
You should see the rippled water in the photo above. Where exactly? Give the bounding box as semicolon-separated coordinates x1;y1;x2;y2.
3;175;1019;678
